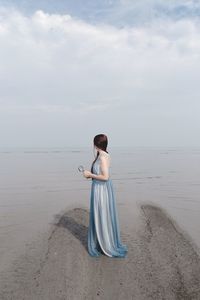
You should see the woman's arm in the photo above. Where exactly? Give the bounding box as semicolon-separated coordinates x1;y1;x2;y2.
91;155;109;180
84;155;109;181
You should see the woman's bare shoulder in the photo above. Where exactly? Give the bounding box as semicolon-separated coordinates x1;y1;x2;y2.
99;152;110;158
99;152;111;164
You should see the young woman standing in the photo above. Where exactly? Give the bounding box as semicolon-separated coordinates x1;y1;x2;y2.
83;134;128;258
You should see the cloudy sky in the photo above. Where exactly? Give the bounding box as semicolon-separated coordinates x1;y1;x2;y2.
0;0;200;148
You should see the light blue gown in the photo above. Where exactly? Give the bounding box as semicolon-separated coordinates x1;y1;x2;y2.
88;156;128;257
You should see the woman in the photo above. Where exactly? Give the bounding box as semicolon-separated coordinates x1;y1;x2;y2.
83;134;128;258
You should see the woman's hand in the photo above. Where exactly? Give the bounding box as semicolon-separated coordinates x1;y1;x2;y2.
83;170;92;179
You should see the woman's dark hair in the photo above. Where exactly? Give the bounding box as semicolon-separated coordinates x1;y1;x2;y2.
90;134;108;173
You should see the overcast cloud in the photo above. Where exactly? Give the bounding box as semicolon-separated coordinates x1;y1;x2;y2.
0;1;200;147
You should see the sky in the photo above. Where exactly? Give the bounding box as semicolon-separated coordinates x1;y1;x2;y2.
0;0;200;148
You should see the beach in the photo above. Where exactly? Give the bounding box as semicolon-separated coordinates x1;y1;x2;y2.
1;147;200;299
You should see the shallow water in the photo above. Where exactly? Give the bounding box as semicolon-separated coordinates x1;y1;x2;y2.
0;146;200;270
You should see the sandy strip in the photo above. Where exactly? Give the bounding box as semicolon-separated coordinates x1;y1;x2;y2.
1;203;200;300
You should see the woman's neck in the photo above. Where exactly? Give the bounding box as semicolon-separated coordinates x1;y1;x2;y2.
98;149;108;155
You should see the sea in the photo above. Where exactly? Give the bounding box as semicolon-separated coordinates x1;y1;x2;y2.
0;146;200;270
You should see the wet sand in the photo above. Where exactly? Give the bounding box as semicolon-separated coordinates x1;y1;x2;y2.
1;203;200;300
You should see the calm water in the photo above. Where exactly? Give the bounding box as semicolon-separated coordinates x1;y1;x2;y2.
1;146;200;270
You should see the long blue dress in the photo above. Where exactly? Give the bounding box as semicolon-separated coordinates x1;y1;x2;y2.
88;155;128;257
